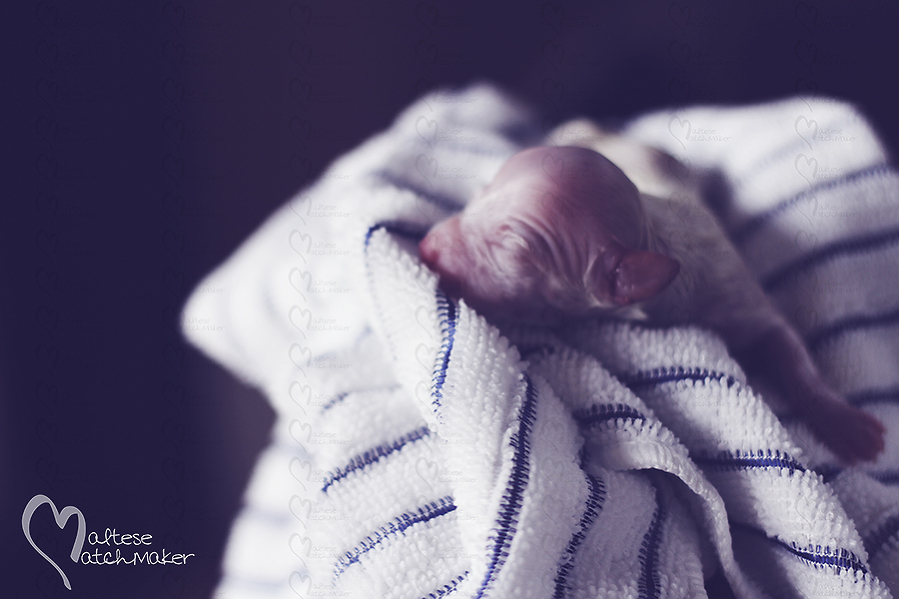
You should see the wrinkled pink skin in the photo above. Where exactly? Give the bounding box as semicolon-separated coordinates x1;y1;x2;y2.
419;145;885;464
419;147;680;325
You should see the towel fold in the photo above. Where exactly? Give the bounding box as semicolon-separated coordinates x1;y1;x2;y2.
183;83;899;599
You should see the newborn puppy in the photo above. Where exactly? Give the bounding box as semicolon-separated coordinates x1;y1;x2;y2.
418;121;885;464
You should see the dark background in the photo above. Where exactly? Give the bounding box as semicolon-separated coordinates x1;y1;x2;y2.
5;0;898;597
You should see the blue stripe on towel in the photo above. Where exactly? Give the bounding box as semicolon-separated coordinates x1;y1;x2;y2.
732;115;857;186
692;449;805;472
372;170;464;212
553;473;606;599
637;485;665;599
407;134;519;158
474;375;539;598
731;522;868;573
573;403;646;427
364;221;430;247
807;307;899;352
245;505;290;526
420;572;469;599
333;496;457;577
432;290;458;410
812;463;843;483
518;343;556;358
848;386;899;406
220;574;284;590
321;425;431;491
864;512;899;560
320;392;350;413
623;366;738;390
871;471;899;485
732;163;892;244
813;465;899;486
319;384;403;415
762;227;899;291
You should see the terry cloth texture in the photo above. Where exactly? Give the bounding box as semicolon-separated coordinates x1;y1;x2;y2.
182;83;899;599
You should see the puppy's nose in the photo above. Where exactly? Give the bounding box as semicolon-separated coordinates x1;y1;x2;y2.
418;234;440;268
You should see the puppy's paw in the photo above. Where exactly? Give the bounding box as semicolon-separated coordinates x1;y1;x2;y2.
813;403;885;465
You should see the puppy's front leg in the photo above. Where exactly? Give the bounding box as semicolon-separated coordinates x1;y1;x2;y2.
737;325;885;464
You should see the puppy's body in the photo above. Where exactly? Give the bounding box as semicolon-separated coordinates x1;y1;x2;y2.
560;121;781;350
419;119;885;463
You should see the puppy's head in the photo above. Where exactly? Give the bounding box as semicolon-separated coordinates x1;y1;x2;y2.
420;146;679;323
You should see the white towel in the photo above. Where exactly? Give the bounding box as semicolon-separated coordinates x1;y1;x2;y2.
182;83;899;599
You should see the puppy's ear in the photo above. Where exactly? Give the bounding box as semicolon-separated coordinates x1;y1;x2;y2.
419;216;461;268
611;250;679;305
